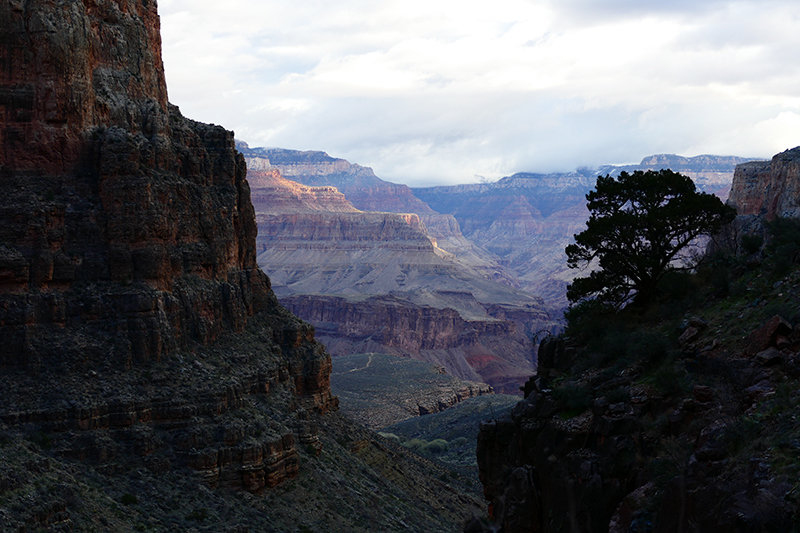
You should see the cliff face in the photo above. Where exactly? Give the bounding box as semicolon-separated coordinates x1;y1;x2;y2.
728;147;800;219
0;0;335;499
248;168;359;214
282;294;546;394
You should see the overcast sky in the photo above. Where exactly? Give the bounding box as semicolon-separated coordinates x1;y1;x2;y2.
158;0;800;186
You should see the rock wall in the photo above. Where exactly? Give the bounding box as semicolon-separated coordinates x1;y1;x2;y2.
245;166;558;393
728;147;800;219
0;0;336;493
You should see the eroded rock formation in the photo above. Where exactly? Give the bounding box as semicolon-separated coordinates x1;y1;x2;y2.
728;146;800;219
0;0;335;495
245;164;559;393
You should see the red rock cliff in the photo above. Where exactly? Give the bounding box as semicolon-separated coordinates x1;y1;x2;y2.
0;0;336;493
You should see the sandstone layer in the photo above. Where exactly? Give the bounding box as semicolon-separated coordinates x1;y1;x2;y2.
241;144;518;284
0;0;335;499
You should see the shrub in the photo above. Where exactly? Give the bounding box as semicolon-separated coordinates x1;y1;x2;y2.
377;432;401;443
120;493;138;506
553;383;592;418
741;233;763;255
402;438;426;451
451;437;468;447
421;439;449;454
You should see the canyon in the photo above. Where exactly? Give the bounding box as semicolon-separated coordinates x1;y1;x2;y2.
242;145;747;396
243;147;560;394
0;2;481;531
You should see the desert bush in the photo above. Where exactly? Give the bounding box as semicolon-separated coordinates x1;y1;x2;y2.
421;439;449;454
553;383;592;418
377;432;401;443
451;437;468;447
741;233;763;255
402;438;427;451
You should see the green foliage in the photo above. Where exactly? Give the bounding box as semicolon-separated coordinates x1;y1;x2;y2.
552;383;592;418
766;217;800;276
566;169;736;308
377;432;401;443
421;439;449;454
740;233;764;255
451;437;468;447
120;493;138;506
402;438;426;451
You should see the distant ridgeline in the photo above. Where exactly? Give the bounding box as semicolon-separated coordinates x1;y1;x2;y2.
238;142;560;395
238;140;751;320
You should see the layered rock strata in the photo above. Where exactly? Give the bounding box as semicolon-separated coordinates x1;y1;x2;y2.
728;146;800;219
0;0;335;494
284;294;548;394
331;352;493;429
246;167;559;393
241;145;518;284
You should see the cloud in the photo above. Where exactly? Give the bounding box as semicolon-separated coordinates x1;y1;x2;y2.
158;0;800;186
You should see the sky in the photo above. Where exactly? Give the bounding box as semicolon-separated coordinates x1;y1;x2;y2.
158;0;800;187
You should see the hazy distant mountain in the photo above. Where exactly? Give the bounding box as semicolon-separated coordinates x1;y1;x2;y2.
240;141;749;314
415;154;751;309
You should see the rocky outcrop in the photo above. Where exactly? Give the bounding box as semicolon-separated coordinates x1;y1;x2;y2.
331;352;493;429
728;147;800;219
0;0;335;496
240;144;519;283
248;168;359;214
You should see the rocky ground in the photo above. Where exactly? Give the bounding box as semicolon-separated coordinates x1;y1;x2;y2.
0;409;484;533
330;352;494;429
474;241;800;532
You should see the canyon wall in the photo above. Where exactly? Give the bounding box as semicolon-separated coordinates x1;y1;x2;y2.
245;163;559;393
728;147;800;219
0;0;335;497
